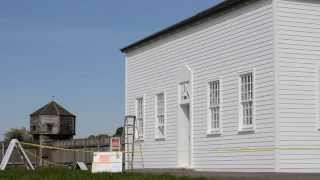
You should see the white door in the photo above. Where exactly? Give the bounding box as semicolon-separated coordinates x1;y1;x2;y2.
177;104;191;168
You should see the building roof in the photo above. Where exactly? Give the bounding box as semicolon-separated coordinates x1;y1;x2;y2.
121;0;242;53
30;101;75;117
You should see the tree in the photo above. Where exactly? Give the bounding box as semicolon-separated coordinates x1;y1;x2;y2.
96;134;109;139
113;127;123;137
88;135;96;139
4;127;32;143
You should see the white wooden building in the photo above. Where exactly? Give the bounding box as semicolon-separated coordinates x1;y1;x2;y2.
121;0;320;173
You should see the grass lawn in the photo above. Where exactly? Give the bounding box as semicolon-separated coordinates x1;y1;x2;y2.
0;168;210;180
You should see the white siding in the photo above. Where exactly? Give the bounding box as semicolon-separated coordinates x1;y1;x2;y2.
275;0;320;173
125;0;275;172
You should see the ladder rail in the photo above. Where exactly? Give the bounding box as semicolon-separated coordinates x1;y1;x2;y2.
131;117;135;170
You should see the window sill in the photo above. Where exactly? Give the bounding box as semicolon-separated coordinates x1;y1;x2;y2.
155;137;166;141
135;138;144;142
207;130;222;137
238;126;255;134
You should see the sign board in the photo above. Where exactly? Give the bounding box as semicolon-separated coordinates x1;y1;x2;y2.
91;152;122;173
110;137;121;152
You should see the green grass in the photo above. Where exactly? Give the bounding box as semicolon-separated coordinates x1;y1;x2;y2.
0;168;210;180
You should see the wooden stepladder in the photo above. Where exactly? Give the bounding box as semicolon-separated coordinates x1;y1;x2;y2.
122;115;144;172
0;139;34;171
123;115;136;171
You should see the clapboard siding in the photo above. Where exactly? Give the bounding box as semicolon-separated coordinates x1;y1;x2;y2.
276;0;320;173
125;0;275;172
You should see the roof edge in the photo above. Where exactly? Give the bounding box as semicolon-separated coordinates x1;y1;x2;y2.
30;101;75;117
120;0;242;53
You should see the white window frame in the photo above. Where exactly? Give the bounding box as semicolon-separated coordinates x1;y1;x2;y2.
155;92;166;140
207;79;222;135
135;96;145;140
238;70;255;132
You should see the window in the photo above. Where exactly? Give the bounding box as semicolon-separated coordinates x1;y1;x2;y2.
155;93;165;139
208;80;221;133
136;97;144;139
46;123;53;132
240;72;254;130
180;81;190;103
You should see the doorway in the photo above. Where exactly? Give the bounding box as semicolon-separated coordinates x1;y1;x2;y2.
177;103;191;168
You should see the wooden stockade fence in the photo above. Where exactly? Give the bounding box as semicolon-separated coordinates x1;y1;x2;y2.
51;137;111;165
0;136;112;168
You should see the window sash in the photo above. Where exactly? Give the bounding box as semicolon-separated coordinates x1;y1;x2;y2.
209;81;220;107
241;73;253;102
137;118;144;139
210;107;220;129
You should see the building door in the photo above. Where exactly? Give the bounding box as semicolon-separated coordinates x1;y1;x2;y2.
177;104;191;168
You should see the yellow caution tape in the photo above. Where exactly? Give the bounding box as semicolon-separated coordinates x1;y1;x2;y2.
21;142;95;153
21;141;143;154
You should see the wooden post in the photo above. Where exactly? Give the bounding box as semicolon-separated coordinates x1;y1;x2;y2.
39;135;43;167
73;148;76;165
34;150;37;168
1;142;4;161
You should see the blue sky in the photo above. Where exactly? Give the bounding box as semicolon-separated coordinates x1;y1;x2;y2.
0;0;220;140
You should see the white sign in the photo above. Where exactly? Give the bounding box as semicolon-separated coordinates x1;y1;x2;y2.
91;152;122;173
110;137;121;152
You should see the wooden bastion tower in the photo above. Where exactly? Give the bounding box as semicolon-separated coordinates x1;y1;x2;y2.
29;101;76;165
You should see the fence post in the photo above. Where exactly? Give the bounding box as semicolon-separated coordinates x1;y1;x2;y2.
97;138;100;152
39;135;43;167
73;149;76;165
1;142;4;161
34;150;37;168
